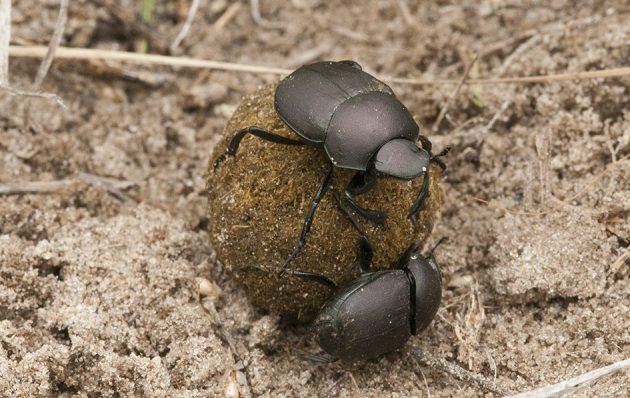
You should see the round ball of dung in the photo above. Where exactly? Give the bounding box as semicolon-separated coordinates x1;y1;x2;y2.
206;84;443;322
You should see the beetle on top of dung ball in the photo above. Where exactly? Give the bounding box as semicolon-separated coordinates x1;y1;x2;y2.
214;60;449;274
208;60;448;361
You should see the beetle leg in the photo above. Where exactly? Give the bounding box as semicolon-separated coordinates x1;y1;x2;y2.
213;126;305;170
333;192;374;274
407;166;430;221
357;236;374;274
344;171;387;226
407;138;450;220
289;270;338;291
239;264;337;291
278;164;334;276
423;236;448;269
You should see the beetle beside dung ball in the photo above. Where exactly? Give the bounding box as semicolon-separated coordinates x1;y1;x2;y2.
280;229;444;362
207;61;447;359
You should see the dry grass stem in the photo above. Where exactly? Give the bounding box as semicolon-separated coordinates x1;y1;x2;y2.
396;0;415;26
386;67;630;86
170;0;200;52
9;46;630;87
453;282;486;370
0;0;66;109
419;367;431;398
479;15;599;61
249;0;282;29
21;0;68;128
432;53;479;131
484;348;498;382
198;298;253;398
347;372;359;390
213;2;242;31
0;179;75;195
412;348;509;395
0;83;66;107
481;99;512;135
506;358;630;398
535;129;552;205
0;173;135;201
610;249;629;274
497;34;541;76
77;172;136;202
33;0;68;87
465;152;630;216
10;45;291;74
0;0;10;84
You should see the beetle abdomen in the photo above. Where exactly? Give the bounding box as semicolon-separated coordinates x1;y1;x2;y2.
324;92;419;170
274;61;394;144
315;271;412;362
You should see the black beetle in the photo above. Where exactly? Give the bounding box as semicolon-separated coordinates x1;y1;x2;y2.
313;239;442;362
242;199;444;363
214;61;447;274
244;238;443;362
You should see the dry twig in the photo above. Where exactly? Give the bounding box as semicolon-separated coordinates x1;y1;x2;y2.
0;173;135;201
22;0;69;127
10;45;290;74
465;152;630;216
0;1;66;108
395;0;415;26
432;53;479;132
250;0;282;29
411;348;509;395
506;358;630;398
0;179;75;195
170;0;200;52
480;99;511;135
0;83;66;107
0;0;10;84
198;297;253;398
77;172;135;202
610;249;629;274
213;2;242;31
8;46;630;86
33;0;68;88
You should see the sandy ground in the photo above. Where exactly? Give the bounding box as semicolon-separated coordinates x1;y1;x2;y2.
1;1;629;397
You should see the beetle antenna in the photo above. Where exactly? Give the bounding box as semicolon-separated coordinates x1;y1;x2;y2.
426;237;448;259
430;147;451;171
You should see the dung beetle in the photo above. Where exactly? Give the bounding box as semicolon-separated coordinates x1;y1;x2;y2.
312;239;442;362
214;60;448;274
243;200;444;363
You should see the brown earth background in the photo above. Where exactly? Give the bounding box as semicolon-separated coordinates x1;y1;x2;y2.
1;1;629;397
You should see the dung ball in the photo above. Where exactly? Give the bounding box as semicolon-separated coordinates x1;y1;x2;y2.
206;84;443;322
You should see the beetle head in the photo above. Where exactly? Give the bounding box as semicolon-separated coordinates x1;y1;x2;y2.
373;138;430;179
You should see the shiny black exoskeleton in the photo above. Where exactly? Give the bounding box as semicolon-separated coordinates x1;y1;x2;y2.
214;61;447;274
294;237;442;362
242;234;443;362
